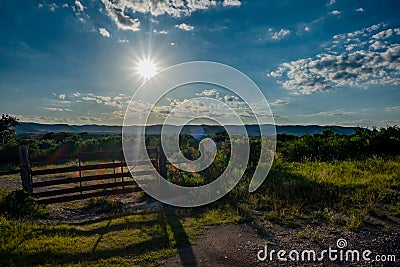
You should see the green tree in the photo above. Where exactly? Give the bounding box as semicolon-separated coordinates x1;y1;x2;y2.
0;114;20;145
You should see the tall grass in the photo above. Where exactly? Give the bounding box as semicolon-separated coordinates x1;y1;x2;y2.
230;156;400;230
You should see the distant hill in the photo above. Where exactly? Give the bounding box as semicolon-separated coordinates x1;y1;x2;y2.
16;122;356;137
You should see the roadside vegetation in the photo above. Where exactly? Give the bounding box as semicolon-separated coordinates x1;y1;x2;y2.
0;113;399;266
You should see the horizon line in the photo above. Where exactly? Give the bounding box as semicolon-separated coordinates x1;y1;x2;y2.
18;121;367;128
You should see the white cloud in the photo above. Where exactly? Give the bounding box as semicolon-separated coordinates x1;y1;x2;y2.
272;29;290;40
223;0;241;7
117;38;130;43
369;40;386;50
372;29;393;40
80;93;129;110
385;106;400;112
59;94;66;100
175;23;195;31
304;26;310;32
104;100;123;108
124;95;271;125
72;92;81;97
356;7;364;12
268;24;400;94
186;0;219;12
44;107;71;112
97;96;112;102
74;0;84;12
299;109;354;117
331;10;341;15
82;96;97;101
101;0;242;32
48;3;58;12
99;27;111;37
327;0;335;6
271;99;289;106
166;98;181;107
113;94;124;101
153;29;168;34
101;0;141;31
317;110;353;116
224;95;239;102
101;0;219;19
15;114;106;125
38;2;59;12
62;3;69;8
196;89;220;98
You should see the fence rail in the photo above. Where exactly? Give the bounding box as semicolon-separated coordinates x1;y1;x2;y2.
17;146;164;204
36;187;142;204
0;169;20;176
31;170;152;188
32;180;137;198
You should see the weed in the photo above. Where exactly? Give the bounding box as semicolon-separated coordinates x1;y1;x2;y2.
84;197;123;213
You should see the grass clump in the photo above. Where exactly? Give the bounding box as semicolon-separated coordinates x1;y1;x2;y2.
83;197;123;213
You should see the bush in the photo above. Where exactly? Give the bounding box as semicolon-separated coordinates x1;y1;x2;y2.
0;190;47;219
84;197;123;213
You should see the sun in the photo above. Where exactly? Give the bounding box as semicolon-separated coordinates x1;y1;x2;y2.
136;59;157;80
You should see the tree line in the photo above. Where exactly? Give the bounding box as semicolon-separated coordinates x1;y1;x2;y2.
0;114;399;169
276;126;400;161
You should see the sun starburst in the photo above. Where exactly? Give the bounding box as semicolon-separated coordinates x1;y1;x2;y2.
136;59;157;80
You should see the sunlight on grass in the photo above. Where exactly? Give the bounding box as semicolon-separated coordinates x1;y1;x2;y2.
0;207;240;266
240;157;400;231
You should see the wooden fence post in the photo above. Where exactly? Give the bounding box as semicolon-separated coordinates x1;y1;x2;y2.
19;145;32;195
158;145;167;179
79;158;82;194
121;152;125;194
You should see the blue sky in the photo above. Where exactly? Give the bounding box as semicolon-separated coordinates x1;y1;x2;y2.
0;0;399;126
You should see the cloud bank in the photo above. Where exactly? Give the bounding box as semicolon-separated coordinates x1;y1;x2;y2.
100;0;241;31
268;23;400;94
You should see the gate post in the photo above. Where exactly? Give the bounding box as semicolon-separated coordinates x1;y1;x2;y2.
19;145;32;195
158;145;167;179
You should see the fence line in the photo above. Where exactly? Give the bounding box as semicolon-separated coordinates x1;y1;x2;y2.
18;145;162;204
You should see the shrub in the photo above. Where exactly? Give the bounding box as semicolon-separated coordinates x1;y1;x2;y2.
0;190;47;219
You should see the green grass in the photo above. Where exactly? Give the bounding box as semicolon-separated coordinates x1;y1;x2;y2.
0;205;240;267
235;156;400;231
0;156;399;266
